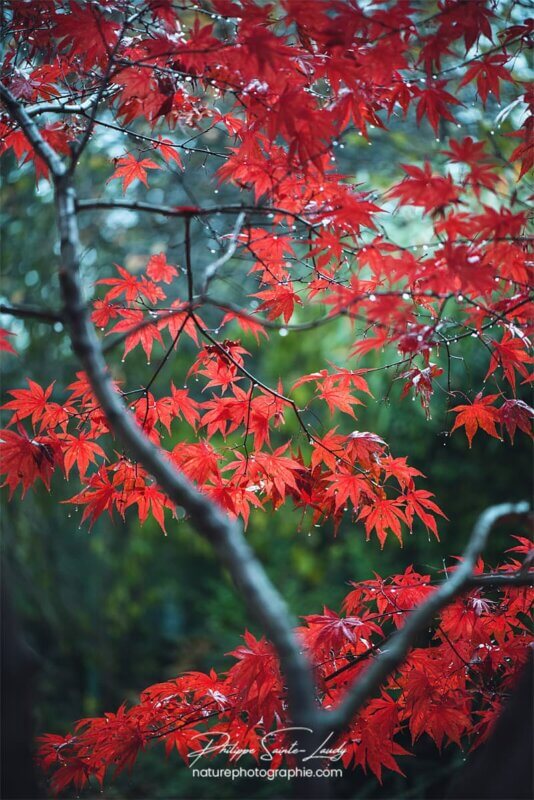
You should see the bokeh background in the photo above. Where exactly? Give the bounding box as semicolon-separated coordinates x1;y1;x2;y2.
1;13;531;797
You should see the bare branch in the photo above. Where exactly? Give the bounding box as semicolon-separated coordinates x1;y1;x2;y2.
200;211;246;296
467;571;534;588
326;501;531;736
0;302;63;325
76;198;318;227
25;89;117;118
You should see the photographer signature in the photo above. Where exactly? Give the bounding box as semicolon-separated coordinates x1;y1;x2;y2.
188;727;347;767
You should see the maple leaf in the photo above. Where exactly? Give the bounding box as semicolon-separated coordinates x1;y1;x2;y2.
310;428;347;471
53;2;119;68
415;82;462;133
342;695;410;782
160;302;199;344
301;607;383;654
156;137;183;169
458;55;514;105
351;329;389;356
293;368;371;418
62;432;105;478
403;489;446;539
226;631;282;728
442;136;492;167
171;440;222;484
358;498;407;548
381;456;424;490
507;535;534;558
146;252;179;284
67;467;121;528
108;154;160;193
499;399;534;444
170;383;200;429
325;470;373;513
450;393;502;447
485;332;533;392
4;0;534;790
346;431;387;469
0;427;63;497
108;309;163;362
254;283;302;323
389;162;460;214
97;265;143;303
400;364;443;417
252;444;302;501
220;310;267;342
126;480;172;534
1;379;68;430
344;566;434;627
509;120;534;181
92;299;120;328
2;379;53;426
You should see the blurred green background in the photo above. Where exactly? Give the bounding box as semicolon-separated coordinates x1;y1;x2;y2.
1;20;532;798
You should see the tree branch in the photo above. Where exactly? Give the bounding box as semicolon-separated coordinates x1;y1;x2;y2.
200;211;246;296
0;90;320;732
0;303;63;325
467;571;534;588
326;501;531;735
0;83;66;177
76;198;318;227
25;89;117;118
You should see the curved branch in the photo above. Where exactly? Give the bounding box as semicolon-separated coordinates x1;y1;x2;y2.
326;501;531;735
201;211;246;295
25;88;118;118
1;91;320;732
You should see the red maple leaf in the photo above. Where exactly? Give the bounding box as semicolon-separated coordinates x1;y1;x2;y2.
499;398;534;444
458;55;514;105
254;283;303;323
67;466;122;527
108;309;164;362
0;427;62;497
145;253;179;284
389;162;460;213
415;82;462;133
62;432;105;478
485;332;533;392
108;154;160;192
358;498;407;548
1;379;68;430
450;393;501;447
53;2;119;67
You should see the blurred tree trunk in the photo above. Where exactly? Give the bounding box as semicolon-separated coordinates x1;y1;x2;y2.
1;573;41;799
446;645;533;800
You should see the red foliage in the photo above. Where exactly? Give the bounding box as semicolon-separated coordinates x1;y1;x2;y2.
0;0;532;793
35;558;532;793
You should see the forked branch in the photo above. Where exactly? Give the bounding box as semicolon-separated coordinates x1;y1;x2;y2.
325;501;531;736
1;82;532;765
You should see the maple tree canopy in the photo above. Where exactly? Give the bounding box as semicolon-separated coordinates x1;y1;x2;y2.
0;0;532;796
